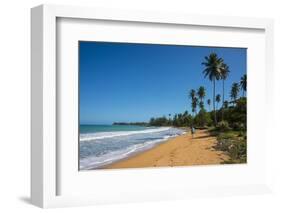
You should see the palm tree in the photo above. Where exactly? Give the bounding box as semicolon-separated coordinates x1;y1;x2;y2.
223;100;229;108
191;97;198;116
207;99;211;111
189;89;196;116
202;53;223;125
168;113;172;125
216;94;221;110
230;82;240;104
197;86;206;110
173;114;178;126
220;63;230;106
189;89;196;100
178;113;183;125
240;74;247;97
215;94;221;122
199;101;204;110
220;63;230;120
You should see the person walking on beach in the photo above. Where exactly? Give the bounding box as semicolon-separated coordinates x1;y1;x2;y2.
191;126;195;138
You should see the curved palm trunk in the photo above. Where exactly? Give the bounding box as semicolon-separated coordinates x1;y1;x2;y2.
213;79;217;125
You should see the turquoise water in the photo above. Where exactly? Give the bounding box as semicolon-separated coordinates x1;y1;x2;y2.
80;124;151;134
79;125;185;170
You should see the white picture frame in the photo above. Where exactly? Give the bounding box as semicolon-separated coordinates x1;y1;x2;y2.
31;4;274;208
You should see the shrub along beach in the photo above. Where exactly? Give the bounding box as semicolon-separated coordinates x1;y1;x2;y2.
105;53;247;169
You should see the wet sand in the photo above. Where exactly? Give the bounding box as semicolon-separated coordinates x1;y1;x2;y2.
105;129;229;169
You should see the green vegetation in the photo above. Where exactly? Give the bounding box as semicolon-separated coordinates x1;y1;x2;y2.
221;63;230;107
149;111;192;127
213;129;247;164
216;120;230;132
230;82;240;103
113;122;149;126
240;74;247;97
114;52;247;164
215;94;221;110
202;53;223;125
147;53;246;128
197;86;206;110
145;52;247;164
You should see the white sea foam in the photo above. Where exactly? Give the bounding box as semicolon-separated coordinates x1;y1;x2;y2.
79;135;172;170
79;127;185;170
80;127;171;142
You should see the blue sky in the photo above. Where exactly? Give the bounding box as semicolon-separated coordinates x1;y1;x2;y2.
79;41;246;124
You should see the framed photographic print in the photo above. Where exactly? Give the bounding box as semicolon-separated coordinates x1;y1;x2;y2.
78;41;247;170
31;4;274;208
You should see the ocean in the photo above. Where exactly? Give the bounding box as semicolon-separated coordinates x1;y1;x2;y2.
79;125;185;170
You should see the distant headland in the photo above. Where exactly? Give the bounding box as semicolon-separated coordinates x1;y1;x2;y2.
112;122;148;126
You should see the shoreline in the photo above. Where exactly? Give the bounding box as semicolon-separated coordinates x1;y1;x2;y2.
80;126;185;170
99;129;229;169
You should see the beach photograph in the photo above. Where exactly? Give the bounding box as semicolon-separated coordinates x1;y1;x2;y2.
79;41;247;170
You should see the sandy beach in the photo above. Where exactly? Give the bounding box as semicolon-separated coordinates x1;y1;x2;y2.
105;129;229;169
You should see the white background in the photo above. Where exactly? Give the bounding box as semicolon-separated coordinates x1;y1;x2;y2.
0;0;280;212
58;18;267;198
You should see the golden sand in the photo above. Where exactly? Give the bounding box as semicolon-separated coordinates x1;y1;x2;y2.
105;129;229;169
